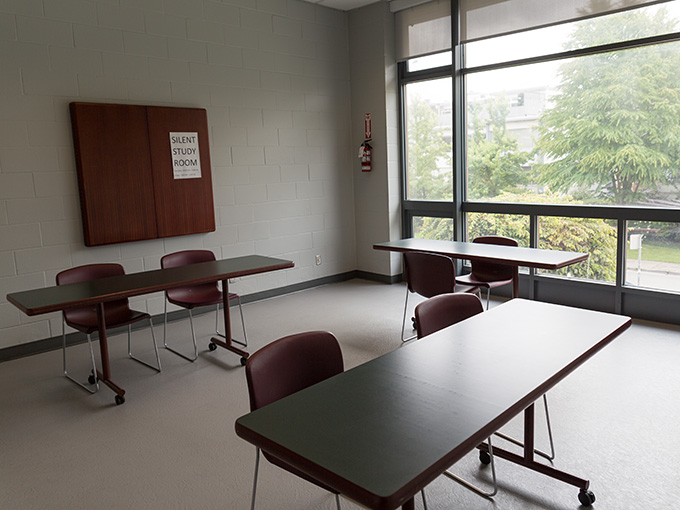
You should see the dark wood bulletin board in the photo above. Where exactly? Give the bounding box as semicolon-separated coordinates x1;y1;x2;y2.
70;102;215;247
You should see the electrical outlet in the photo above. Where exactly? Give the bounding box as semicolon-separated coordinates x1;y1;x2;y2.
315;255;322;265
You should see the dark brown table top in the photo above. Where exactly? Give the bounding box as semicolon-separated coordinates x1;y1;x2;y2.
235;299;630;510
7;255;293;316
374;238;589;270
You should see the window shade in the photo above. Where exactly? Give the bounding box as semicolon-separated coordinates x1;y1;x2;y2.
395;0;451;61
461;0;673;43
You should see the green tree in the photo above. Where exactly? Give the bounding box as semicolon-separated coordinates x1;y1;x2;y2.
406;95;452;200
535;8;680;204
467;94;531;199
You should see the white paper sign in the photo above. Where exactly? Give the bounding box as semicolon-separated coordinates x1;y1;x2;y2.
170;132;201;179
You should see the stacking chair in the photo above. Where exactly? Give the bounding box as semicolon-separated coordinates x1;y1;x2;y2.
415;293;555;498
160;250;247;362
414;293;497;497
401;251;480;342
57;264;161;396
456;235;519;309
244;331;428;510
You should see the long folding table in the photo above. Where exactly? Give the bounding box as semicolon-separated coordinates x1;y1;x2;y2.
7;255;293;405
374;238;589;297
235;299;631;509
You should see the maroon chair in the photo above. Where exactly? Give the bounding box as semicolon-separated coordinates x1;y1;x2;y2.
415;292;497;497
414;292;484;339
456;235;519;309
245;331;344;510
57;264;161;398
401;251;480;342
415;292;555;498
245;332;428;510
161;250;247;362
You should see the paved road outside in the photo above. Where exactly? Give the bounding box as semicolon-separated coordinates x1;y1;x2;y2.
625;259;680;289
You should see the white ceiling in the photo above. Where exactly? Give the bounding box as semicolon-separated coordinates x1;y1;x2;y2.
300;0;381;11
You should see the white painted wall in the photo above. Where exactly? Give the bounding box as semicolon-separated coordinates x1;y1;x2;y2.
349;1;402;277
0;0;357;349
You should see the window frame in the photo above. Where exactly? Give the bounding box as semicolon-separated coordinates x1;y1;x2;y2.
398;2;680;322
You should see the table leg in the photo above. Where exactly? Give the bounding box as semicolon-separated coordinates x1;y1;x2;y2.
479;403;589;490
524;402;535;462
512;266;519;298
208;279;250;365
95;303;126;404
402;497;415;510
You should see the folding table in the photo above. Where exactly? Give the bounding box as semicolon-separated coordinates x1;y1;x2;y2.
7;255;294;405
236;299;631;509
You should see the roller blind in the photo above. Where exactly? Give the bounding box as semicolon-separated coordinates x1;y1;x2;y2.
395;0;451;61
461;0;674;43
395;0;674;60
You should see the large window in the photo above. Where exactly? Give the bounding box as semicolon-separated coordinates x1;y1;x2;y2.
466;12;680;207
399;1;680;316
404;78;452;201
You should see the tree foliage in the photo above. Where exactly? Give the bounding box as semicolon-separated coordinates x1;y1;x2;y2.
467;94;531;199
406;95;452;200
467;192;617;281
535;8;680;204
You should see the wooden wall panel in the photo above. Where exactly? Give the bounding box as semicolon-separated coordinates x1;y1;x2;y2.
69;103;215;246
70;103;157;246
146;106;215;238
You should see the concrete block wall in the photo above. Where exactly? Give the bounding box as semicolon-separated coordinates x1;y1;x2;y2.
0;0;358;349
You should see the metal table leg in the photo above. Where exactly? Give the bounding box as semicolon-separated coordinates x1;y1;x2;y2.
478;403;596;506
208;279;250;365
95;303;126;405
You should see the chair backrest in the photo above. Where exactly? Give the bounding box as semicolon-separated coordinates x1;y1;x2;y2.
161;250;218;299
415;293;484;338
245;331;344;412
56;264;130;323
403;251;456;298
161;249;216;269
470;235;519;282
245;331;344;493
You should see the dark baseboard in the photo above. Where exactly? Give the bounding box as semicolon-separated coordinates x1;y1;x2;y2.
355;270;403;284
0;270;399;363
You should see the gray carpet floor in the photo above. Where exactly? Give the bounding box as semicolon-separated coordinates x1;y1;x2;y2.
1;279;679;509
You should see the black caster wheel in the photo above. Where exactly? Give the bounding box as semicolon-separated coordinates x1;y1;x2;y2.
578;489;596;507
240;357;248;366
208;342;217;352
88;374;97;385
114;395;125;406
411;317;417;329
479;450;492;465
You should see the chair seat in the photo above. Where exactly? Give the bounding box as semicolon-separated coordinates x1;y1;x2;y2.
457;274;514;289
166;285;239;309
65;306;149;335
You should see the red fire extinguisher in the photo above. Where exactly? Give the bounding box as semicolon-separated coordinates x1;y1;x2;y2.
360;140;372;172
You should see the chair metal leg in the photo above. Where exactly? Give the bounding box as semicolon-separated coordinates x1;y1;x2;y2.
485;288;491;310
494;393;556;461
444;436;498;498
421;489;428;510
163;300;198;362
401;288;416;342
250;448;261;510
127;320;162;372
251;447;343;510
62;317;99;394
